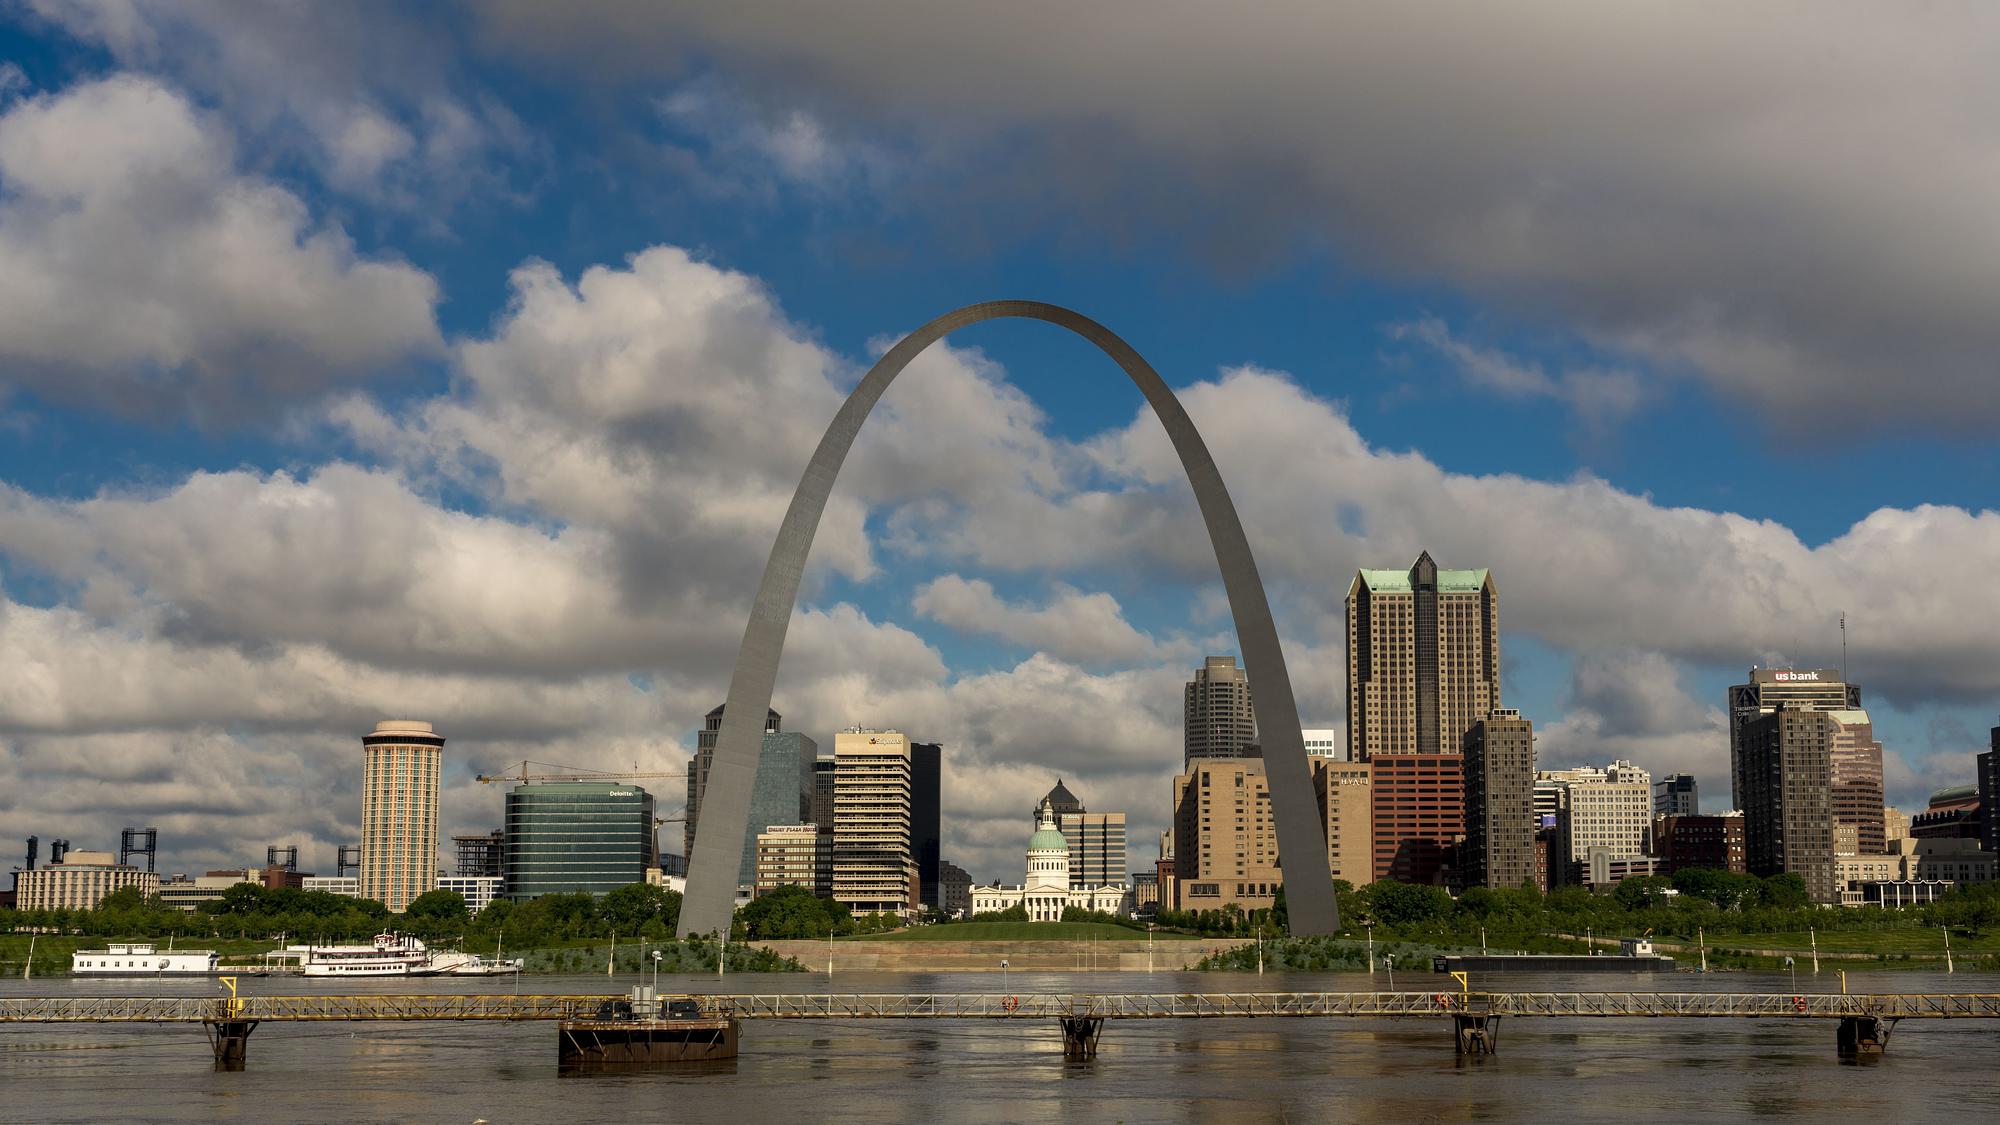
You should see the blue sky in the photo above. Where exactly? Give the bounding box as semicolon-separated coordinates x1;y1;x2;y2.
1;3;1996;881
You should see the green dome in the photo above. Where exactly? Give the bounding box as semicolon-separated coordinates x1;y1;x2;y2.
1028;828;1069;852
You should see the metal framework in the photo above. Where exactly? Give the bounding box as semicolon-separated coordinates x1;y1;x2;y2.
679;300;1339;939
4;993;1997;1024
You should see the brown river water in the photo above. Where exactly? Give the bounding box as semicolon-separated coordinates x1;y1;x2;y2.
2;968;1996;1123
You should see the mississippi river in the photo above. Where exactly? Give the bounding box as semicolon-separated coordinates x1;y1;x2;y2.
2;969;1996;1123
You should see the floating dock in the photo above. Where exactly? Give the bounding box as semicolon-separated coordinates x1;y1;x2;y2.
1434;954;1677;973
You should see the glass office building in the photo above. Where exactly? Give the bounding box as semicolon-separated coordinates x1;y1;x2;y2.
503;782;655;900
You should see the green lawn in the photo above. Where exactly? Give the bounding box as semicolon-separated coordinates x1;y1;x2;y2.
848;922;1201;942
0;934;285;974
1707;929;2000;956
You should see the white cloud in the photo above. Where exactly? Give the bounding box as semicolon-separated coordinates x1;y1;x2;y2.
912;575;1169;666
478;2;2000;431
1388;315;1646;428
0;76;441;421
24;0;533;208
5;240;1998;879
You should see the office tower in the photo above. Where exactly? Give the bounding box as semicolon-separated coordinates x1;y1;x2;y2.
911;742;942;910
502;782;655;899
1653;774;1699;816
753;825;832;898
1727;668;1859;810
1185;656;1256;764
1302;729;1344;760
1346;551;1498;760
730;731;819;887
1980;727;1999;856
1043;779;1128;888
1654;813;1746;874
1314;758;1374;885
1740;707;1837;904
1883;806;1910;846
1829;711;1887;855
1368;755;1464;884
359;719;442;912
1169;758;1280;913
452;831;504;878
1540;761;1652;885
938;861;973;918
812;748;836;828
685;704;781;862
1464;710;1536;890
832;729;918;917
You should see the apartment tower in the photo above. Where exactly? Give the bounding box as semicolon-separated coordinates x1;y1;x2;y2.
1464;710;1537;890
1170;758;1281;914
1346;551;1498;760
1185;656;1256;764
359;719;442;912
1740;707;1838;904
832;729;918;917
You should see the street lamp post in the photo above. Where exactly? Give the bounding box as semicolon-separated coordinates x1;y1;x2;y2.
1364;920;1375;974
1785;955;1796;992
1001;958;1009;993
652;949;663;994
1383;954;1394;991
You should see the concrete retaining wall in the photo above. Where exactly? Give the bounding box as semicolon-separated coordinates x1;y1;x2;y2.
754;938;1252;972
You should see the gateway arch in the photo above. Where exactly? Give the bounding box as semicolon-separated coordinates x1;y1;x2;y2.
678;301;1338;938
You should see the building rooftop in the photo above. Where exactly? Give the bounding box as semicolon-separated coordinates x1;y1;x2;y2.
1042;778;1084;814
1353;567;1491;594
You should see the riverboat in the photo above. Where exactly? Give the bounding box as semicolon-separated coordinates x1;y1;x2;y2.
292;933;522;976
71;943;222;976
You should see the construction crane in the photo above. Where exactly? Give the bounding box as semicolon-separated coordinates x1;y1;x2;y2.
475;760;687;786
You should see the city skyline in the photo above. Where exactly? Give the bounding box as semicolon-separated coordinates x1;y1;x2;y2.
2;5;1997;891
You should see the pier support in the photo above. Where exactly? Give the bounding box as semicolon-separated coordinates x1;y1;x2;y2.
1837;1015;1896;1060
203;1019;258;1071
1059;1017;1104;1059
557;1018;740;1071
1453;1014;1499;1056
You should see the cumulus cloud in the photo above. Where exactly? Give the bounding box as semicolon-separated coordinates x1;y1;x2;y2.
478;1;2000;432
4;240;1997;878
23;0;532;207
913;575;1169;666
0;76;441;422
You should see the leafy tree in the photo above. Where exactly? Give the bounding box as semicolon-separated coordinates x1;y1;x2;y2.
737;886;841;939
404;889;469;933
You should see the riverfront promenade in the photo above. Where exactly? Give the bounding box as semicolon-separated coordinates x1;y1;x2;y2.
753;938;1249;971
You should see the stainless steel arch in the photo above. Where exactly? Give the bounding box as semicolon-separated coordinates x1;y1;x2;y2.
677;301;1338;938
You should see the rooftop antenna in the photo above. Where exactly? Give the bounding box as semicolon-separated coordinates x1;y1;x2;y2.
1839;612;1847;680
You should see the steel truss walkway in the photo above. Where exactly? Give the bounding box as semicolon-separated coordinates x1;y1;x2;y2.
1;991;1996;1023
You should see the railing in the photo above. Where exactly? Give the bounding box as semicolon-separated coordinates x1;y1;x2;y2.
1;992;1996;1023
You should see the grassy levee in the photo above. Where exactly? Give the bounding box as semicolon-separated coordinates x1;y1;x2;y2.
848;922;1199;942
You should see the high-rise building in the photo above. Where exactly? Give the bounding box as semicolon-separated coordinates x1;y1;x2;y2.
1653;813;1746;873
1464;710;1536;890
1314;759;1374;885
452;831;504;878
1184;656;1256;764
1653;774;1698;816
1728;668;1859;810
939;861;973;918
1302;728;1344;760
503;782;656;899
1346;551;1498;760
1980;727;1999;856
1828;710;1886;855
832;729;918;917
1169;758;1281;913
1540;761;1652;885
1368;754;1465;884
912;742;942;910
753;825;832;898
1740;708;1838;904
359;719;443;912
685;704;782;862
1041;779;1128;889
731;732;819;887
812;758;836;832
1883;806;1910;846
